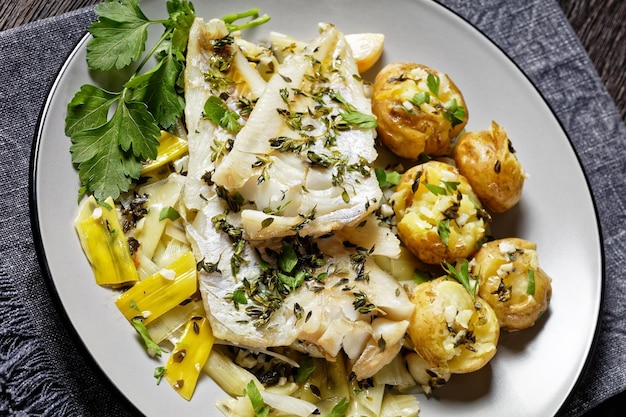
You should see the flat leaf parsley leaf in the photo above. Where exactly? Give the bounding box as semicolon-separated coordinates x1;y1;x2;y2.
69;96;160;200
332;91;377;129
86;0;156;71
66;0;196;201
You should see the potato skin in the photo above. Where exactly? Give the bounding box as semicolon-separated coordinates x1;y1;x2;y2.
372;62;468;159
472;238;552;331
454;121;525;213
390;160;488;264
407;277;499;374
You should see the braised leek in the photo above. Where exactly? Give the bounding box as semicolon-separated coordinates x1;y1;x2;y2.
115;251;197;325
165;316;215;400
75;196;139;287
141;131;189;175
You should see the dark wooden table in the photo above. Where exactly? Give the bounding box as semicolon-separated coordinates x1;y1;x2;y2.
2;1;624;416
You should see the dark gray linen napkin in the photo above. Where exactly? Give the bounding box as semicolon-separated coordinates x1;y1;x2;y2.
0;1;623;417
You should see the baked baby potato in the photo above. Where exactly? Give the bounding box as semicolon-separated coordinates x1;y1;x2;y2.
471;238;552;331
390;160;489;264
372;62;468;159
454;121;526;213
407;277;499;374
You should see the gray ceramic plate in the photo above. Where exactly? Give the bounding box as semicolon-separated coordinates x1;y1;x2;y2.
32;0;602;416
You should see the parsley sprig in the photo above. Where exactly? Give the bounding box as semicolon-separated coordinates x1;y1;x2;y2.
442;259;478;297
66;0;196;202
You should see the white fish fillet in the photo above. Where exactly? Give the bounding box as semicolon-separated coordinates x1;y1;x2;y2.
211;23;382;239
183;20;413;380
183;17;267;211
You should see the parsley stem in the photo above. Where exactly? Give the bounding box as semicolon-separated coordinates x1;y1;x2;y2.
134;27;174;74
221;8;270;32
221;8;260;23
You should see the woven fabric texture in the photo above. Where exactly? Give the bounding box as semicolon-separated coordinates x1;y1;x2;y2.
0;1;624;416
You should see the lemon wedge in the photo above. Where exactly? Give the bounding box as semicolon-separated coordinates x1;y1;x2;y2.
345;32;385;73
270;30;384;73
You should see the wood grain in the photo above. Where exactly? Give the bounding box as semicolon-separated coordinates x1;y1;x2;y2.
1;0;624;415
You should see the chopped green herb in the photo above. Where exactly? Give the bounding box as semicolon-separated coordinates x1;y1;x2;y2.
411;91;430;106
203;95;241;133
326;398;349;417
443;98;466;127
374;168;401;188
413;269;432;284
154;366;166;384
332;91;377;129
378;335;386;351
278;241;298;273
260;217;274;229
442;260;478;297
243;380;270;417
338;111;378;129
527;269;536;295
232;289;248;306
442;180;460;193
425;183;447;196
437;219;450;245
294;357;316;383
159;206;180;221
131;318;166;358
426;73;440;97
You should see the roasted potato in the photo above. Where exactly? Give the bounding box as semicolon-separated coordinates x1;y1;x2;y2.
454;121;526;213
390;160;489;264
407;277;499;374
472;238;552;331
372;62;468;159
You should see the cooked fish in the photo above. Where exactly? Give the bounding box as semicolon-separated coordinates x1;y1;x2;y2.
183;17;266;211
211;23;382;239
183;20;413;380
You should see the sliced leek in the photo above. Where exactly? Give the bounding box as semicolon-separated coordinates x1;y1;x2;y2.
379;393;420;417
132;174;185;259
141;131;188;174
115;251;197;325
203;347;263;397
75;196;139;288
164;316;215;400
147;299;204;344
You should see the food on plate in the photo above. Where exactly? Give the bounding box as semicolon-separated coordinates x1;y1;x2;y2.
183;16;414;383
74;196;139;288
389;160;489;264
209;21;382;240
183;16;267;212
268;31;384;74
407;276;499;374
454;121;527;213
67;1;553;415
472;238;553;331
344;32;385;73
371;62;468;159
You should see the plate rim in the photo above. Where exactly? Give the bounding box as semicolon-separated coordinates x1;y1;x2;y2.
29;29;144;417
28;1;605;416
431;1;607;412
